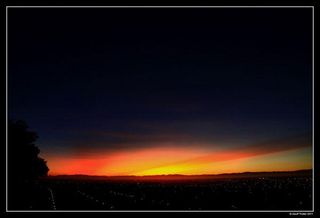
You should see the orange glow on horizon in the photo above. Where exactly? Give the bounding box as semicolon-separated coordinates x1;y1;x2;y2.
44;144;312;176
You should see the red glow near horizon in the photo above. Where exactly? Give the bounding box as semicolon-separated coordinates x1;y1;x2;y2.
44;143;312;176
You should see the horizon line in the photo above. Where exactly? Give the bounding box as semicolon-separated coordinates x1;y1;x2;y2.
48;168;312;178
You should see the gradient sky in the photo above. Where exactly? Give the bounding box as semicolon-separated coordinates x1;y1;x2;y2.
8;8;313;176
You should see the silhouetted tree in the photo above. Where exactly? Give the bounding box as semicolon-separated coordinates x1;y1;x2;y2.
8;120;49;182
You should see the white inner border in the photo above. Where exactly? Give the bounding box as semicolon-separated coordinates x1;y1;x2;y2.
5;5;315;213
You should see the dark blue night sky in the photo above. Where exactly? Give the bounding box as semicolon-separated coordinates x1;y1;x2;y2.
8;7;313;175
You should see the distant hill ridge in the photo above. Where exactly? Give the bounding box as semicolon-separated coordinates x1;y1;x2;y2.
47;169;312;181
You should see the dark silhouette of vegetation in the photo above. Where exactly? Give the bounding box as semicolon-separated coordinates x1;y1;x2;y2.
8;120;51;209
8;120;49;182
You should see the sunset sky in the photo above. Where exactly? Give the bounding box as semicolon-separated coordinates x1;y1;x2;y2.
8;8;312;176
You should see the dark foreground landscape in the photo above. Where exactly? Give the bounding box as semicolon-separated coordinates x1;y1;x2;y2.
8;170;312;211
